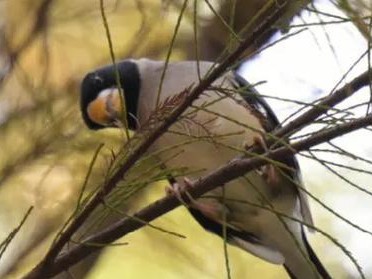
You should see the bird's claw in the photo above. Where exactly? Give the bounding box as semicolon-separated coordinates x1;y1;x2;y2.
166;178;230;223
250;135;280;185
165;177;195;207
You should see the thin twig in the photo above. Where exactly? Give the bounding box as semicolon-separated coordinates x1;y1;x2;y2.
26;2;291;276
0;207;34;259
23;114;372;279
273;69;372;140
99;0;130;140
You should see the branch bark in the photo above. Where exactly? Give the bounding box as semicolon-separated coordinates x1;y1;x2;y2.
24;113;372;279
195;0;311;60
25;1;291;276
274;70;372;139
23;1;372;277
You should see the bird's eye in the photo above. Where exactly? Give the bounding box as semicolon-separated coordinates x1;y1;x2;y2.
92;74;104;84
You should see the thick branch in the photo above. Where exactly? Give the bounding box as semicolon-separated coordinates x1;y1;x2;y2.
196;0;312;60
24;114;372;279
274;70;372;139
24;1;371;275
29;1;291;274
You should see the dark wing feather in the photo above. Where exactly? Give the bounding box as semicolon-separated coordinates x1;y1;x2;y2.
165;171;261;244
234;73;330;278
165;72;297;247
165;71;327;278
232;73;281;131
165;72;300;245
232;72;301;181
300;228;332;279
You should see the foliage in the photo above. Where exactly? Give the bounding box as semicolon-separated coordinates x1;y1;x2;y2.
0;1;371;278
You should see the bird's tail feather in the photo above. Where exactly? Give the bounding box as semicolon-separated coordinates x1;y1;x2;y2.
284;228;331;279
301;228;331;279
283;264;297;279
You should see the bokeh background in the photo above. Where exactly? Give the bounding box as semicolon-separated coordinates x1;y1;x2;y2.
0;0;371;278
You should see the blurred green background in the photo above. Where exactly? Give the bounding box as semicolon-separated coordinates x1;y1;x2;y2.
0;0;370;278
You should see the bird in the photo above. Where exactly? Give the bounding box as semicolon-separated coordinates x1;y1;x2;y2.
80;58;331;279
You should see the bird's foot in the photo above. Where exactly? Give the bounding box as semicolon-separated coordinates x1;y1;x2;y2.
166;178;224;221
251;135;280;185
253;134;267;149
165;177;196;207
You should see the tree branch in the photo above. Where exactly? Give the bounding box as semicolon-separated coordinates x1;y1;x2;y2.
23;1;372;277
26;1;291;275
0;0;53;86
24;113;372;279
274;69;371;139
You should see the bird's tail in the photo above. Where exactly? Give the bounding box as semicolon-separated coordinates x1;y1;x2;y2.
283;228;331;279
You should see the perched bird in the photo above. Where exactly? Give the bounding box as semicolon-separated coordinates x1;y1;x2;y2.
80;59;330;279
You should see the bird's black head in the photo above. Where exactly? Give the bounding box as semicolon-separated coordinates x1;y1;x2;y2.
80;60;140;130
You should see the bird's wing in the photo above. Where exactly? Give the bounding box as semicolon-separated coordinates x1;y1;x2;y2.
231;72;314;228
188;206;286;264
165;173;285;264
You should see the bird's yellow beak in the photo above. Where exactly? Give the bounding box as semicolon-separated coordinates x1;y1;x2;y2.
87;88;124;126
